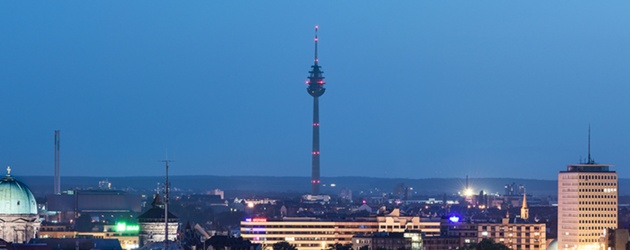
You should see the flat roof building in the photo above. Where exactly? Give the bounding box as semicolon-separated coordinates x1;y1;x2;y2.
558;163;618;250
445;217;546;249
240;209;440;250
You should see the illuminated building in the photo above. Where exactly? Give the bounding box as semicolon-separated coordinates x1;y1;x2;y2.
0;167;41;243
138;195;178;247
475;220;546;249
352;231;423;250
557;132;617;250
240;209;441;250
339;188;353;202
305;26;326;195
521;192;529;221
422;236;462;250
445;216;546;249
301;194;331;203
207;189;225;200
38;223;140;250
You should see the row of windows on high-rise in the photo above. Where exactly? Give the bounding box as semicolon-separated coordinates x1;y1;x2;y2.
579;175;616;180
579;207;616;211
579;182;616;186
578;201;616;205
580;232;606;237
578;195;616;199
579;226;613;230
578;220;616;224
579;189;617;193
580;238;601;243
578;213;617;218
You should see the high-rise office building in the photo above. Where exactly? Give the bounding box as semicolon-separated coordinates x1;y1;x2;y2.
557;131;618;249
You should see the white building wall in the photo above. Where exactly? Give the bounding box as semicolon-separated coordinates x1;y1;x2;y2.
558;170;617;250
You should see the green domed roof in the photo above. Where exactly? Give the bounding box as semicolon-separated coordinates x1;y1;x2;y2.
0;168;37;215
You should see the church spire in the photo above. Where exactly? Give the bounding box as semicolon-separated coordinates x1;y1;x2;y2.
520;192;529;220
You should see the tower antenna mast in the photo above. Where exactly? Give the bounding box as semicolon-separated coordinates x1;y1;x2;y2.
160;158;173;249
314;25;319;62
587;125;593;164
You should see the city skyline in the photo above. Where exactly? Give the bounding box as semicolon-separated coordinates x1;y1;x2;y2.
1;1;629;179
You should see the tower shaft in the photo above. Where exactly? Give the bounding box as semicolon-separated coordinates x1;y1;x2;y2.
311;96;320;195
54;130;60;194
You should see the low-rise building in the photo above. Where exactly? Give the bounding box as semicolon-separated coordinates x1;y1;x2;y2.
445;216;546;249
352;231;422;250
240;209;440;250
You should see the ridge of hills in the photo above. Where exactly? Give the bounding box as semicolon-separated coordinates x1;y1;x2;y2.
15;175;624;197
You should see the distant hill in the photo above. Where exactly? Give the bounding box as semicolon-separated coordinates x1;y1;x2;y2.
16;175;630;198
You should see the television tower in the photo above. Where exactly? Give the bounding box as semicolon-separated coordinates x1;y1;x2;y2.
306;25;326;195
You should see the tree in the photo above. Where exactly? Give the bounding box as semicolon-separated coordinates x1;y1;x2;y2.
462;238;510;250
75;213;93;232
328;243;353;250
273;241;297;250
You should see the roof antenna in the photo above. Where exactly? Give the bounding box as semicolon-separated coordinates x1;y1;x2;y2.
314;25;319;63
587;124;593;164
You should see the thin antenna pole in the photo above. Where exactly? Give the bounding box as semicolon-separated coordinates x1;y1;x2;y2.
314;25;319;63
588;125;592;164
160;158;173;249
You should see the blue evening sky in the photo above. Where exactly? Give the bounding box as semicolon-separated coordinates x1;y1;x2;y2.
1;1;629;179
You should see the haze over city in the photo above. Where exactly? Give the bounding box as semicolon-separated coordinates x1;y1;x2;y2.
1;1;629;179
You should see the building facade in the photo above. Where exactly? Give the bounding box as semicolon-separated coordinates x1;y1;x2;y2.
38;230;139;250
240;209;440;250
444;217;546;249
352;231;422;250
138;195;178;247
558;163;618;250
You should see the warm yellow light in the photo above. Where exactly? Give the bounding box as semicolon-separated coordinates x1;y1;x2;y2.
247;202;255;208
464;188;474;197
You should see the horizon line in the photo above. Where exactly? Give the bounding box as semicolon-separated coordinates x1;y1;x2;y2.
15;175;562;181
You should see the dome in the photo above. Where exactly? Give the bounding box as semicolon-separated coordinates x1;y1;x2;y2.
0;167;37;215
